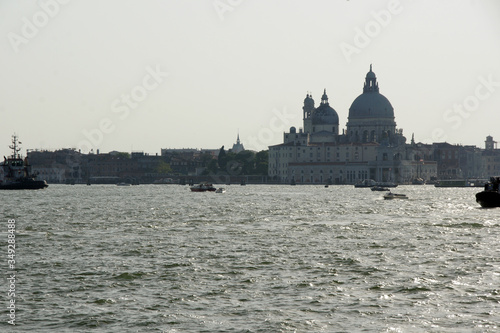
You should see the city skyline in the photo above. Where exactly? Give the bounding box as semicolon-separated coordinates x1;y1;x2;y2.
1;0;500;158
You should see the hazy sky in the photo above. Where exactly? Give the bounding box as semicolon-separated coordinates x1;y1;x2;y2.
1;0;500;157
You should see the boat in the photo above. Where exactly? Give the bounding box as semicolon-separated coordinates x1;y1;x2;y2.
378;182;398;188
190;182;216;192
215;187;226;193
383;192;408;200
355;179;397;188
354;179;376;188
434;179;483;187
476;177;500;208
371;185;389;191
0;135;48;190
153;178;174;184
411;177;425;185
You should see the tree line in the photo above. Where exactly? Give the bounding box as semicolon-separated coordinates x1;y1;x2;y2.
202;147;268;176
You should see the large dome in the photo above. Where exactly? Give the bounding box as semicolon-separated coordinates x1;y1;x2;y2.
349;93;394;119
348;66;394;120
311;89;339;125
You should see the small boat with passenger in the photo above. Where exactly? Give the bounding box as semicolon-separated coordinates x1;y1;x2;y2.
383;192;408;200
476;177;500;208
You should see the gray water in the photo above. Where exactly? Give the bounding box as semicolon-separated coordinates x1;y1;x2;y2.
1;184;499;332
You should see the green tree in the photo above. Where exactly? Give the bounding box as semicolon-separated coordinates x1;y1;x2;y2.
200;152;215;167
224;152;239;175
202;159;218;175
236;150;256;175
255;150;269;175
157;161;172;174
116;152;130;159
218;146;227;170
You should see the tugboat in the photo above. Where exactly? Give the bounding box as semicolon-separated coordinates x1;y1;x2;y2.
0;134;48;190
476;177;500;208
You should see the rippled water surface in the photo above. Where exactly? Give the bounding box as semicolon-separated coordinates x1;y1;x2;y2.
1;184;500;332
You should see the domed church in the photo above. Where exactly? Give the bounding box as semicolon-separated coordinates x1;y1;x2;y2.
268;65;436;184
303;89;340;144
347;65;399;144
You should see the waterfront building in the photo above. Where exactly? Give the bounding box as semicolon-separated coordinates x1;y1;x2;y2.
27;148;85;183
268;66;438;184
482;136;500;177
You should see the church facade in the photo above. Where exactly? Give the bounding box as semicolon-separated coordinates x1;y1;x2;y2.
268;66;437;184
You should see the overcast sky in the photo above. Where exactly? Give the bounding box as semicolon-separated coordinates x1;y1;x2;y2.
1;0;499;158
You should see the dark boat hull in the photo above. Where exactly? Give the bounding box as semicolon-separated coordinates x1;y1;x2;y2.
476;191;500;208
190;188;216;192
0;179;48;190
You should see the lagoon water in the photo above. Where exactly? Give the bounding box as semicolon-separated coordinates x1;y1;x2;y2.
1;184;500;332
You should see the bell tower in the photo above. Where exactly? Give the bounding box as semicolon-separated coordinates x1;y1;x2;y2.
485;135;497;150
303;93;315;134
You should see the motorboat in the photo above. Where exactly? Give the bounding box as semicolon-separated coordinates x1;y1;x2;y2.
378;182;398;188
383;192;408;200
215;187;226;193
371;186;389;191
476;177;500;208
354;179;376;188
190;182;216;192
411;178;425;185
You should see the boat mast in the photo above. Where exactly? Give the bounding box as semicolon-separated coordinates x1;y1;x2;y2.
9;134;22;159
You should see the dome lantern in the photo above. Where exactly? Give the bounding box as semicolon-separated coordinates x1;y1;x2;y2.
321;89;329;104
363;64;379;93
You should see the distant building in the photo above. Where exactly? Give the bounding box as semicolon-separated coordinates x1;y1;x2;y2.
28;148;85;183
160;148;219;157
160;148;219;175
230;133;245;153
482;136;500;177
485;135;497;151
268;65;438;184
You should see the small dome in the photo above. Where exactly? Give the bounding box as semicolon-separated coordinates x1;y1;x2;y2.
290;126;296;133
304;94;314;103
366;71;376;79
366;64;376;79
311;103;339;125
